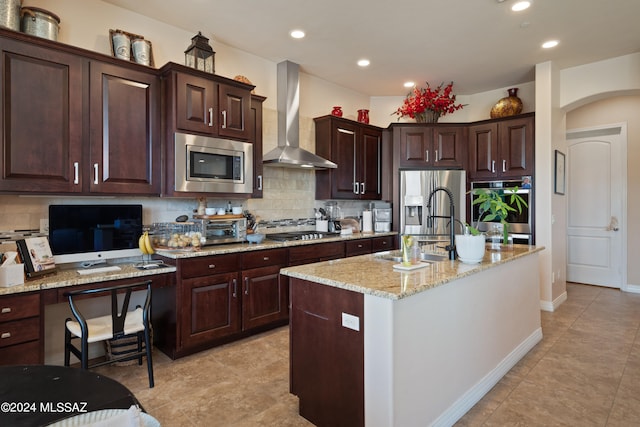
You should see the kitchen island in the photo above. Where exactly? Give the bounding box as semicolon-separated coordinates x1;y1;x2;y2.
281;245;543;427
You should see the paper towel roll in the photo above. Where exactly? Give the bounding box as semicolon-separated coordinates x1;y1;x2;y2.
362;210;373;233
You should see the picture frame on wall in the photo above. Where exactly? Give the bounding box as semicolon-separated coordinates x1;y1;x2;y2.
554;150;566;195
16;237;57;278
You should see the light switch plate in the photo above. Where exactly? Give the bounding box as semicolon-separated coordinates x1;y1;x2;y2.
342;312;360;331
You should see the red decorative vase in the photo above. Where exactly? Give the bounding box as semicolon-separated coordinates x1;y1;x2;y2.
357;109;369;124
331;106;343;117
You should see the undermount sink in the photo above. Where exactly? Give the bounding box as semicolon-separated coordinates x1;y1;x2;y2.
374;251;448;263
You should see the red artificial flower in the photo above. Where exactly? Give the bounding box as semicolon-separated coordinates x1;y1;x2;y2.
393;82;465;119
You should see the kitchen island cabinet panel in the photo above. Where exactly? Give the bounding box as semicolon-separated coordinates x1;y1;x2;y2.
290;277;364;427
0;37;83;193
89;61;161;194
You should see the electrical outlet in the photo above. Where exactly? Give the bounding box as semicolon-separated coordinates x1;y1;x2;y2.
341;312;360;331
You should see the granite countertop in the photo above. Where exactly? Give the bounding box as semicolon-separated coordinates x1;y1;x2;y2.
281;245;545;300
155;231;397;259
0;263;177;296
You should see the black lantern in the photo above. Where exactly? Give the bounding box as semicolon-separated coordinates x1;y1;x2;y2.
185;31;215;73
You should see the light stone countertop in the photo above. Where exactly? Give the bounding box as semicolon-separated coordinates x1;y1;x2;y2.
281;245;545;300
0;263;177;296
155;231;397;259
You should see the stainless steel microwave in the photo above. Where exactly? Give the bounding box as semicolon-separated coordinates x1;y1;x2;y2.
174;132;253;194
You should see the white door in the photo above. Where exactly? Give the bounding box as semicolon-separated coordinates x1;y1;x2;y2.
566;125;626;288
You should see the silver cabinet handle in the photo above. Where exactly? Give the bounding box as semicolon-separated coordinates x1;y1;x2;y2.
502;160;507;172
257;175;263;190
435;150;439;162
208;107;214;127
1;307;11;314
491;160;496;173
232;278;237;298
263;256;270;261
208;264;216;269
93;163;99;184
222;110;227;129
1;332;10;339
360;182;365;194
244;277;249;295
426;150;429;162
353;182;359;194
73;162;79;184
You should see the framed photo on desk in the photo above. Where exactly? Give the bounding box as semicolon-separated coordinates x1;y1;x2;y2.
16;237;57;277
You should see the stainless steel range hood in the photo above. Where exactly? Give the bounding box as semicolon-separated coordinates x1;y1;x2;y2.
263;61;337;169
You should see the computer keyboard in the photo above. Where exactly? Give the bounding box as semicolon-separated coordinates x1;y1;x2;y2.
76;265;122;275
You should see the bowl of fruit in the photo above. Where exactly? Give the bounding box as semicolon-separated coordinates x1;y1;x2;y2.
148;222;204;252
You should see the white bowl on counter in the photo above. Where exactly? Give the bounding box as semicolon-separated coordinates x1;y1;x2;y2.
246;233;265;244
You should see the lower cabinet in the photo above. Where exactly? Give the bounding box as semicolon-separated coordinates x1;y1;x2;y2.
0;293;41;365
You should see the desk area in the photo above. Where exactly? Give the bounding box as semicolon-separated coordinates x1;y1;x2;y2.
0;264;176;366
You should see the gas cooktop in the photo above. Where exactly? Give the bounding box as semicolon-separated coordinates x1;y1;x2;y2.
266;231;341;242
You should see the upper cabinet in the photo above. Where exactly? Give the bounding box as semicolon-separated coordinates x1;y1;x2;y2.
315;116;383;200
0;30;161;195
468;113;534;180
250;94;266;198
161;63;252;141
396;124;466;168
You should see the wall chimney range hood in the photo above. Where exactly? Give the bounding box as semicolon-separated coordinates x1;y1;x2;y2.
263;60;337;169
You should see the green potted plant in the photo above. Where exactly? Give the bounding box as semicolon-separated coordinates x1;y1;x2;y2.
468;187;528;245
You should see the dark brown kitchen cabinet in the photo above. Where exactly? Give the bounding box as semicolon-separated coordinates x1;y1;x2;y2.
468;113;534;180
0;35;83;193
0;29;161;195
315;115;383;200
162;62;252;141
371;235;397;252
345;239;372;257
0;292;42;365
89;61;161;194
241;248;288;330
288;241;346;266
397;124;465;168
251;94;266;198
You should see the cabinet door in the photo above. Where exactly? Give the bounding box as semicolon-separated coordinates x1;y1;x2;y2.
359;128;382;199
345;239;372;257
0;38;83;193
89;61;161;194
332;122;359;199
399;127;432;167
251;95;265;198
433;126;465;168
218;83;250;140
241;265;287;330
181;272;240;348
175;72;216;135
468;123;498;180
498;116;534;178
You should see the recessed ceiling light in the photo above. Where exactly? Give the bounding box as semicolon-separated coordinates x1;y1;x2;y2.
512;1;531;12
404;81;415;88
357;59;370;67
542;40;559;49
290;30;305;39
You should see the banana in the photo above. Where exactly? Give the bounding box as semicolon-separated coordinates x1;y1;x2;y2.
144;232;155;255
138;233;149;255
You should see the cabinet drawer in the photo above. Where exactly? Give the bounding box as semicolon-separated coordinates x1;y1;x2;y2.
180;254;240;279
345;239;372;257
0;293;40;322
242;248;287;270
289;242;345;265
371;236;396;252
0;340;40;365
0;317;40;348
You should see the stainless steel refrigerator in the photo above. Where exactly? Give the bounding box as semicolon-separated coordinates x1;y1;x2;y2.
400;170;466;237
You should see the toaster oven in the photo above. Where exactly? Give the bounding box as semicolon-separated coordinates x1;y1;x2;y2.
194;216;247;246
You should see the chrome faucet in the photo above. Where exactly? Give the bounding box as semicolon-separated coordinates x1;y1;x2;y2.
426;186;456;260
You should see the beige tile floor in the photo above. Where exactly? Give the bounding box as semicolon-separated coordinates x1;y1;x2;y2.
95;282;640;426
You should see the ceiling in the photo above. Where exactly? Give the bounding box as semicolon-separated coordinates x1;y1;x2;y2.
103;0;640;97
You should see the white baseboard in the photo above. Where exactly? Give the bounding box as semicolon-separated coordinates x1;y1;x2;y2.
432;327;543;427
539;291;567;312
623;283;640;294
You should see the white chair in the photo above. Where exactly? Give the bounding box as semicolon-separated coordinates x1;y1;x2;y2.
63;281;154;388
